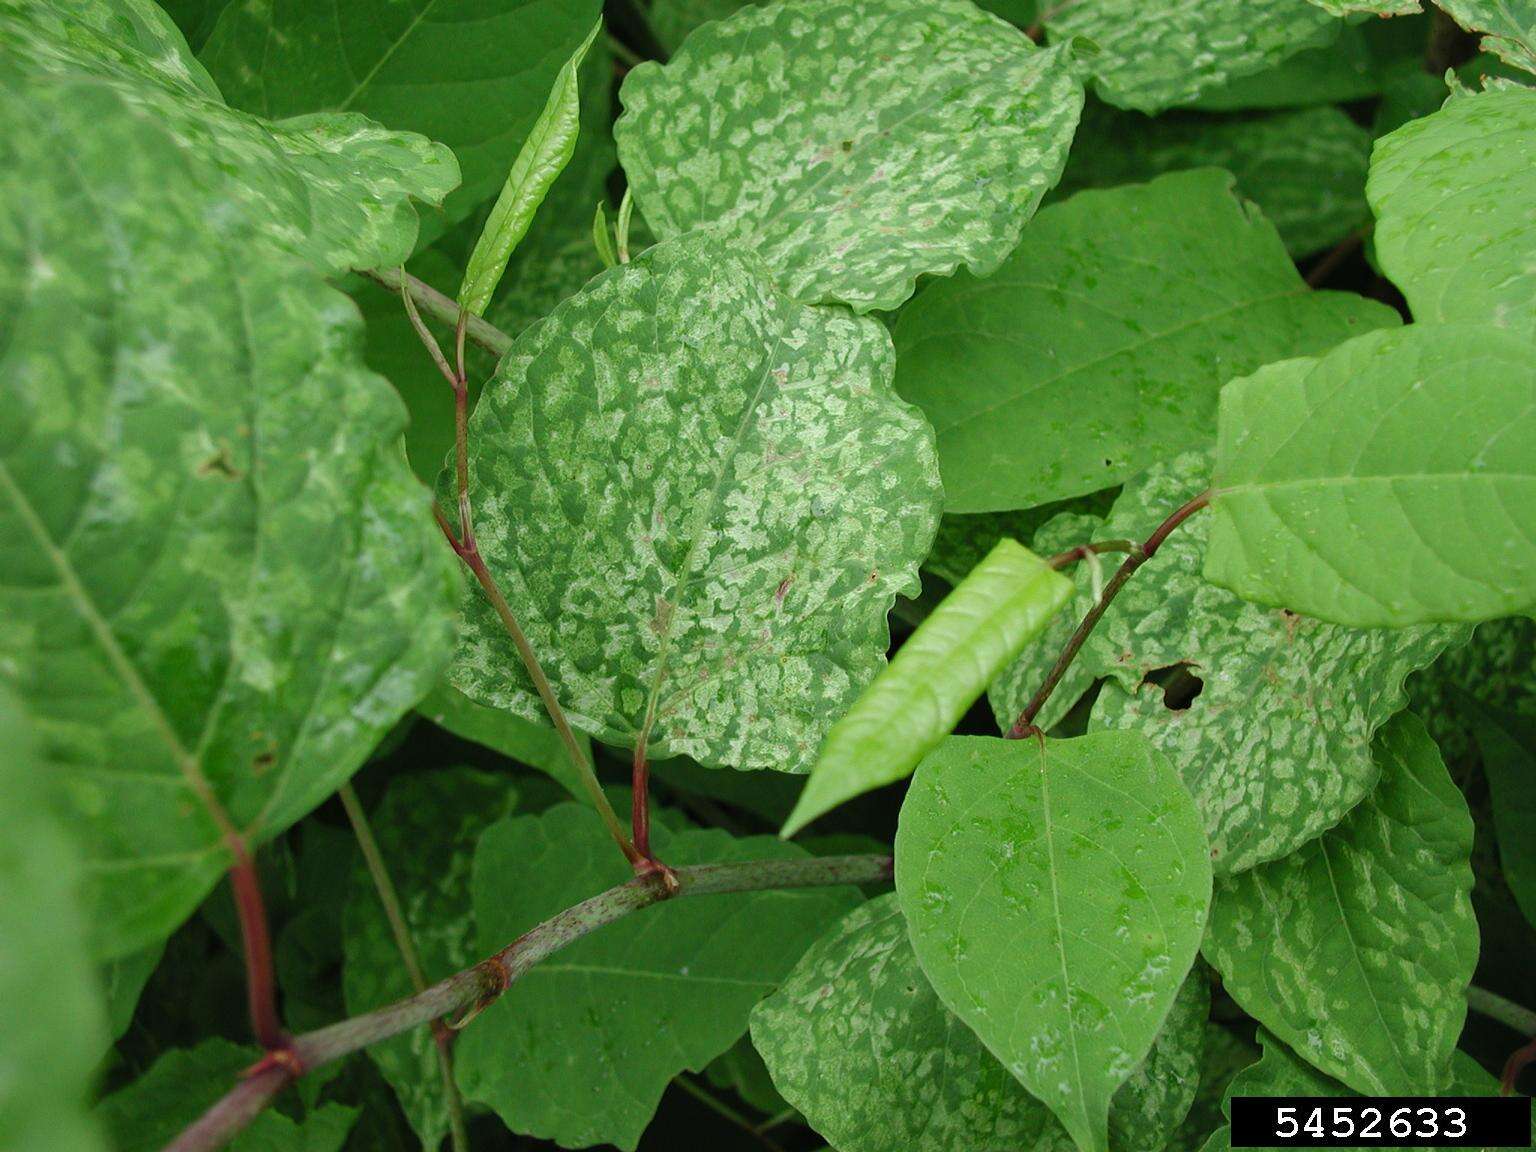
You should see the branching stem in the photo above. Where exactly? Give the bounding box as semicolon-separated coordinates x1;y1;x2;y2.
162;853;894;1152
366;266;510;358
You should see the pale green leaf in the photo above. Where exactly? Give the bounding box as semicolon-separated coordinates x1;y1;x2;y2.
0;70;459;958
1203;714;1478;1095
895;733;1212;1152
1057;102;1372;257
1306;0;1421;14
991;454;1465;874
7;0;458;276
752;893;1208;1152
417;682;589;801
1439;1;1536;74
1464;699;1536;927
1190;19;1418;111
1369;88;1536;339
647;0;1042;52
447;232;942;773
0;694;108;1152
456;805;862;1150
615;0;1084;313
1205;323;1536;627
201;0;600;222
783;540;1073;836
343;770;516;1150
458;21;600;317
1046;0;1339;113
96;1039;357;1152
893;169;1398;512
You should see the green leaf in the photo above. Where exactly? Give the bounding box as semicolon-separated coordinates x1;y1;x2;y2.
447;232;942;773
7;0;458;276
96;1039;357;1152
990;453;1465;874
924;492;1117;589
458;21;600;317
1464;699;1536;928
0;694;108;1152
1306;0;1421;14
752;893;1208;1152
157;0;232;51
1057;102;1372;257
703;1036;792;1118
100;943;166;1048
0;67;459;958
784;540;1073;836
893;169;1398;512
1205;323;1536;627
1438;1;1536;74
648;0;1042;51
1045;0;1339;112
343;770;517;1150
615;0;1084;313
201;0;601;223
1369;88;1536;340
1189;20;1416;111
895;733;1212;1152
455;804;862;1150
416;681;589;801
1408;617;1536;768
1203;713;1478;1096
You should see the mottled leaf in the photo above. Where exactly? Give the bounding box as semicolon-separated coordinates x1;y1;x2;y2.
201;0;600;222
447;232;941;773
647;0;1041;52
1369;88;1536;339
0;695;108;1152
343;771;516;1149
1203;714;1478;1095
991;454;1465;874
1046;0;1339;113
893;169;1398;512
1205;324;1536;627
96;1039;357;1152
1190;19;1416;111
784;540;1074;836
456;805;862;1150
1057;102;1372;257
616;0;1084;313
1306;0;1421;14
0;68;459;958
1439;1;1536;74
1464;700;1536;928
895;734;1212;1152
752;893;1208;1152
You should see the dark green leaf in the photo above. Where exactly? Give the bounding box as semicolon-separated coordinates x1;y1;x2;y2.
1464;699;1536;928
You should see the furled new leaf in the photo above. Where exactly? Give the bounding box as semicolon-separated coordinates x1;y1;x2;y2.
456;805;862;1150
0;69;459;958
616;0;1084;313
458;21;600;317
1369;88;1536;339
990;454;1465;874
752;893;1208;1152
896;734;1212;1152
783;540;1073;836
893;169;1398;512
1205;324;1536;626
343;771;517;1149
1464;699;1536;927
447;232;941;773
1045;0;1339;113
1203;714;1478;1095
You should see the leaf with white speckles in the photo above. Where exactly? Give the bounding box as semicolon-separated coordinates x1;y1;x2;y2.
1046;0;1339;113
1369;88;1536;339
1203;714;1478;1095
0;69;460;959
893;169;1399;512
343;771;517;1150
991;454;1465;874
1304;0;1421;14
895;734;1212;1152
751;893;1208;1152
615;0;1084;313
456;805;862;1150
1438;2;1536;74
7;0;459;276
783;539;1074;836
448;231;942;774
1205;324;1536;627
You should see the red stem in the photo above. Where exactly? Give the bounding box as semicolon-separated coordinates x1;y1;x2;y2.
632;741;653;860
228;843;284;1050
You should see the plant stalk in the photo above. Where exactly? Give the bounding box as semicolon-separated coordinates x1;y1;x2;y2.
228;844;285;1050
366;266;511;359
161;853;894;1152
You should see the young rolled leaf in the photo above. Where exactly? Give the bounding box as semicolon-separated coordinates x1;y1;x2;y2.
447;231;942;773
457;20;600;317
896;734;1212;1152
616;0;1084;313
1369;88;1536;340
1203;714;1478;1096
751;893;1209;1152
1205;324;1536;627
782;539;1073;836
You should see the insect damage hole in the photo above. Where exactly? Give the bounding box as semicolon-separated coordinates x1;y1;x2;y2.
1142;662;1204;711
